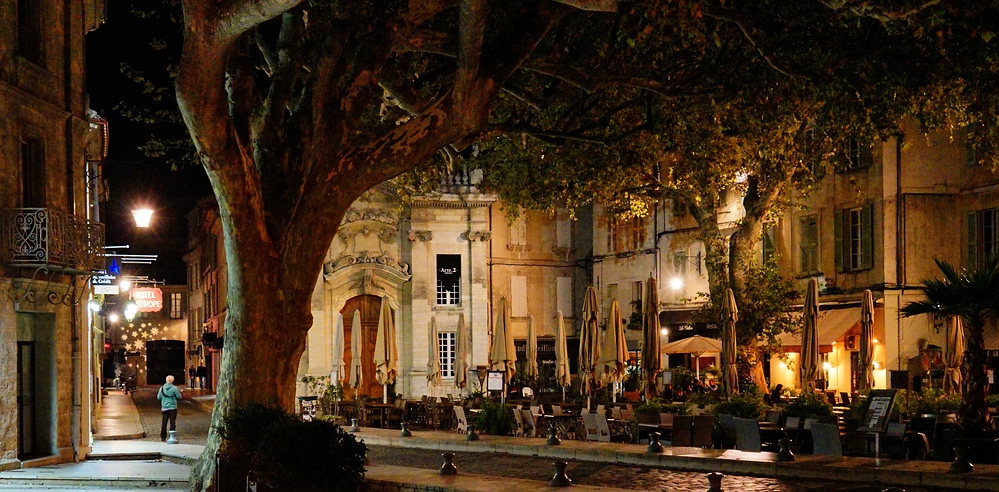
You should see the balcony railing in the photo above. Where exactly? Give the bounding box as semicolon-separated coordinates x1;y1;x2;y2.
1;208;105;274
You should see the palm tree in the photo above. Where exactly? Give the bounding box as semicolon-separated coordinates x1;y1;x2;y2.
900;256;999;434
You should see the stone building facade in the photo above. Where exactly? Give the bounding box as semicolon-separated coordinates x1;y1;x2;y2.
0;0;105;468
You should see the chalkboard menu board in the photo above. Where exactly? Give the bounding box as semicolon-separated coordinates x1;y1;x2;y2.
856;389;898;433
486;371;505;391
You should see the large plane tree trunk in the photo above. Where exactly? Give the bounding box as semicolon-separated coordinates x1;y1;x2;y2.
174;2;579;490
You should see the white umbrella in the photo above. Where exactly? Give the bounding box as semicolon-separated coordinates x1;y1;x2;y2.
349;309;363;391
721;288;739;396
374;297;398;403
427;316;442;396
859;289;875;391
332;312;346;386
661;335;722;379
525;315;539;380
555;310;571;401
490;297;516;401
800;278;820;393
641;277;661;400
578;286;601;402
455;313;469;391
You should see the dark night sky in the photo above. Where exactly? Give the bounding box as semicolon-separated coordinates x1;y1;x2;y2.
86;1;212;285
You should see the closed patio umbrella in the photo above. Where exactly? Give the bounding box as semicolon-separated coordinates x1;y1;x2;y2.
349;309;363;391
599;300;628;402
455;312;469;391
579;287;601;403
800;278;820;394
641;277;662;400
490;297;516;395
374;297;398;403
427;316;441;396
661;335;722;379
555;310;571;401
721;288;739;395
332;312;345;386
859;289;875;391
525;315;539;379
945;315;965;394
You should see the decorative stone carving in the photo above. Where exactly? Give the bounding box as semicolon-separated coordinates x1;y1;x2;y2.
327;251;411;276
340;207;399;226
408;230;433;242
466;231;491;242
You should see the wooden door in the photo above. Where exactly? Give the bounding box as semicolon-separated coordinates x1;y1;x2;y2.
342;295;383;399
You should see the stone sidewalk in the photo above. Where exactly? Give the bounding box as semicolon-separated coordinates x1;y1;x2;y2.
5;391;999;491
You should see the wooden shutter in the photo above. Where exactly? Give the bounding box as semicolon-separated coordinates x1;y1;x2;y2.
861;204;874;270
834;210;844;272
967;212;979;269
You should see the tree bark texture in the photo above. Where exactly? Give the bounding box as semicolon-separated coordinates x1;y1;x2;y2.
175;1;577;490
961;321;992;435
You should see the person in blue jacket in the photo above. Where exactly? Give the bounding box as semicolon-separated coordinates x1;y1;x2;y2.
157;375;182;441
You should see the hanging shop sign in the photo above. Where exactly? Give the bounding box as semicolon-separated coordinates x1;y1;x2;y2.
131;287;163;312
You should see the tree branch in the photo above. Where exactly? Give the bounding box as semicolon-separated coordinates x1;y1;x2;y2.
549;0;618;12
455;0;487;119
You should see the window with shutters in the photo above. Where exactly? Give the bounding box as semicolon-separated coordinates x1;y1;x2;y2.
843;138;873;171
436;254;461;306
799;216;819;273
20;137;45;208
17;0;42;64
170;293;183;319
609;216;646;253
966;208;999;269
834;204;874;272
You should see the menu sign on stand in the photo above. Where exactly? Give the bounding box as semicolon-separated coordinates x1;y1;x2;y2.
856;388;898;464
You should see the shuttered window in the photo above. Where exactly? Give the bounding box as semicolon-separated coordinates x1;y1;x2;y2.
799;216;819;273
834;204;873;272
966;208;999;269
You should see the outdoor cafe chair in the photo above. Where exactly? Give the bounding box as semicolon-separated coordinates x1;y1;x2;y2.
692;415;715;448
522;409;540;437
594;413;629;443
513;408;525;437
552;405;565;417
582;413;601;442
810;422;843;457
733;418;762;452
671;415;693;447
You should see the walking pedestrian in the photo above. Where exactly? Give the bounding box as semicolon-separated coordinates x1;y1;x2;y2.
188;366;197;388
196;364;207;389
157;375;182;441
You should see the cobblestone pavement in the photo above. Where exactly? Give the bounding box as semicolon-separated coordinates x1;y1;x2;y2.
367;446;957;492
129;386;212;443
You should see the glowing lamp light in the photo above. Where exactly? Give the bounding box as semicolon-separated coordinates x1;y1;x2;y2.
88;299;101;312
822;361;832;371
873;361;881;370
660;327;669;336
132;208;154;228
872;338;879;345
124;300;139;322
669;278;683;290
108;313;119;323
120;279;131;292
779;361;787;370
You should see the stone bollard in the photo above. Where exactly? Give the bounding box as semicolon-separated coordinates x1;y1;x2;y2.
166;430;179;444
706;472;723;492
440;452;458;476
549;460;572;487
400;422;412;437
349;418;360;432
949;445;973;474
776;437;795;462
466;423;479;441
547;425;562;446
647;432;664;453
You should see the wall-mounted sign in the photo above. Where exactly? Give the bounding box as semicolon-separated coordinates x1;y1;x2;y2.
131;287;163;312
92;274;117;285
94;285;119;295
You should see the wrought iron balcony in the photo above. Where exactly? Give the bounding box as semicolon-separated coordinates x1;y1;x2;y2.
1;208;106;274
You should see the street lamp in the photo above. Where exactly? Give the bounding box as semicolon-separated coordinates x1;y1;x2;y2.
124;300;138;322
131;208;154;228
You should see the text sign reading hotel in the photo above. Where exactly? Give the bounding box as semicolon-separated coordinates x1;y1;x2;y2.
131;287;163;312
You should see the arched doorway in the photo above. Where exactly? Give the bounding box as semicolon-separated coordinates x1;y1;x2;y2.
342;295;384;399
